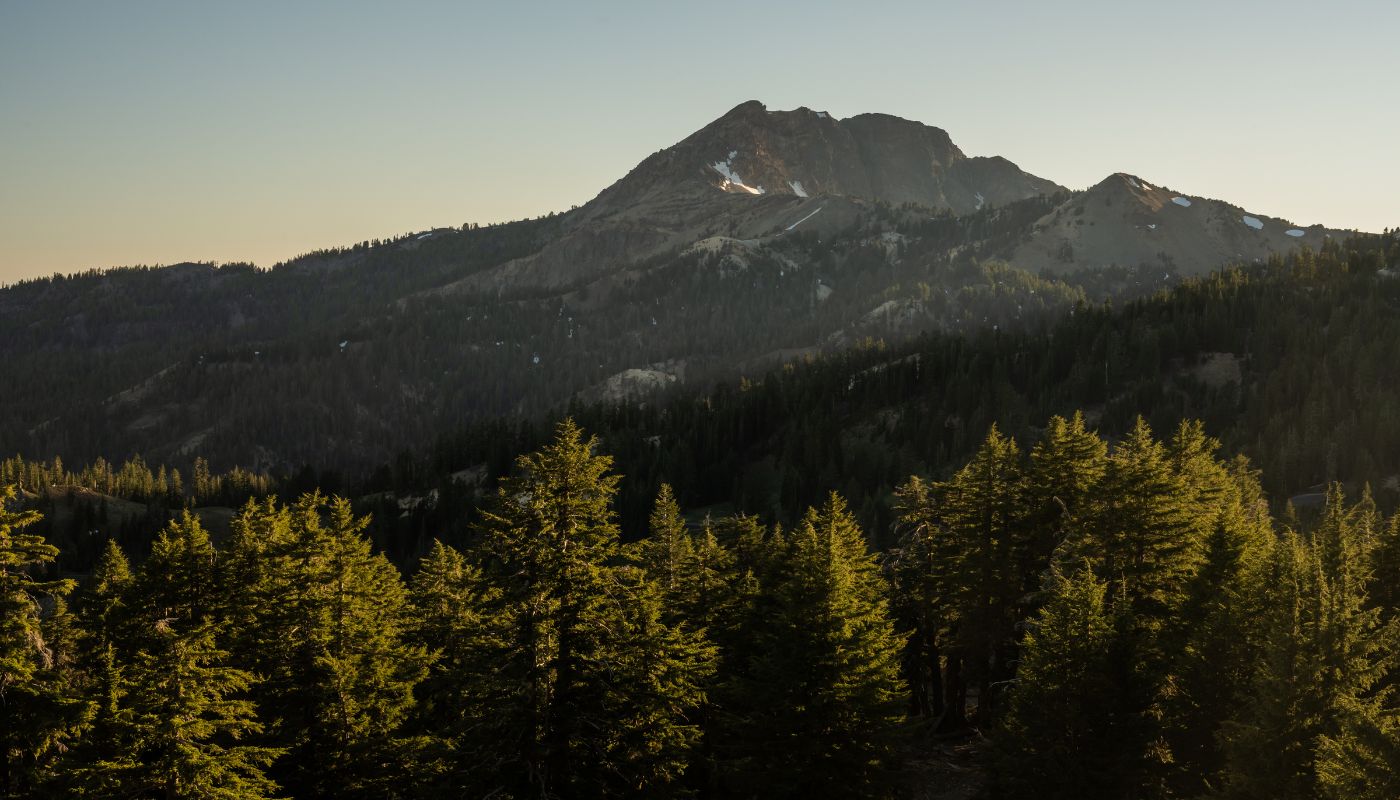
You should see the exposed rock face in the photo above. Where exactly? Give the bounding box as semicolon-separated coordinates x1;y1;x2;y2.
1012;172;1336;275
444;101;1064;294
592;101;1061;214
579;366;680;405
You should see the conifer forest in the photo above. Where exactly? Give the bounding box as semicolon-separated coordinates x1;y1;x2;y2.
3;232;1400;798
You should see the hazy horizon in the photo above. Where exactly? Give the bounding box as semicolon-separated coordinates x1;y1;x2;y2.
3;0;1397;282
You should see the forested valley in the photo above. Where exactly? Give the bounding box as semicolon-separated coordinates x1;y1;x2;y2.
4;234;1400;798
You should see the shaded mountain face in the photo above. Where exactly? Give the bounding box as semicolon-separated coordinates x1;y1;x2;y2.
0;101;1364;474
441;101;1064;293
1012;172;1337;275
590;100;1062;214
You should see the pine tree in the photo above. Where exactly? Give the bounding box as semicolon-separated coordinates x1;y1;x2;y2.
1060;416;1201;626
61;516;281;798
406;539;507;795
1313;492;1400;800
996;564;1123;800
572;566;715;796
471;419;714;797
83;539;133;641
638;483;693;602
730;493;904;797
1218;531;1326;800
132;512;219;634
1021;412;1107;605
0;484;81;797
1043;418;1215;791
1371;513;1400;617
1316;689;1400;800
680;514;757;796
1220;488;1399;800
73;619;281;799
82;616;284;795
676;516;737;634
1160;458;1275;794
61;539;135;789
225;493;428;798
931;425;1026;723
889;475;951;722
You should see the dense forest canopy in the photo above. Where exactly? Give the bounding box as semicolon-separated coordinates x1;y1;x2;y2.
4;413;1399;798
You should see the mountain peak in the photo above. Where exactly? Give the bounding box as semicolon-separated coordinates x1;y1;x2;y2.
459;101;1069;293
595;100;1063;213
721;99;769;118
1013;172;1338;275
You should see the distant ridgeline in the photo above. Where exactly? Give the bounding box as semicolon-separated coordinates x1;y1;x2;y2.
1;454;277;568
0;454;273;506
377;232;1400;555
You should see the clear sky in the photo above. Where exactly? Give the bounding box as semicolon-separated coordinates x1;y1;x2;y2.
2;0;1397;283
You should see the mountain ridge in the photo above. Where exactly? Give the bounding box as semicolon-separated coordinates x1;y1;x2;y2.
0;99;1375;473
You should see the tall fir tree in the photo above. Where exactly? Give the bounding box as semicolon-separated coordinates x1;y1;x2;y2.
1370;513;1400;618
930;425;1026;723
1052;417;1212;791
1220;489;1399;800
995;564;1125;800
730;493;904;798
0;484;82;798
224;493;428;799
71;619;282;799
1021;412;1108;608
131;512;219;635
471;419;713;798
59;539;135;791
406;539;507;796
1060;416;1202;627
1160;458;1275;794
638;483;694;604
889;475;952;722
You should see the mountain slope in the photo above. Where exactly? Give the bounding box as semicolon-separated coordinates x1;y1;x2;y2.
438;101;1064;293
0;101;1371;474
1011;172;1338;274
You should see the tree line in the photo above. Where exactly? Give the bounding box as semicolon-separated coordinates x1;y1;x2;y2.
5;415;1398;798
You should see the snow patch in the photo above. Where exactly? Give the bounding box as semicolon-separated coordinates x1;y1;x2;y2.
1127;177;1141;189
711;151;764;195
417;232;433;240
785;206;824;232
789;180;809;198
816;111;830;119
1242;215;1263;230
1286;229;1305;237
1172;197;1192;207
1147;223;1158;230
975;192;985;210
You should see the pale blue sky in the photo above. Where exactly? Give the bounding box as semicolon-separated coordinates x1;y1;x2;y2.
2;0;1397;281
